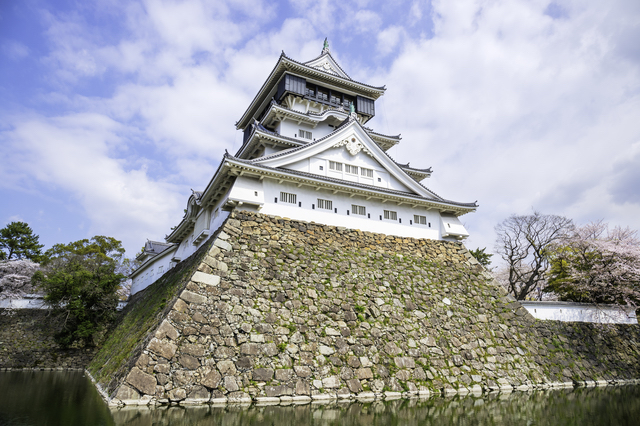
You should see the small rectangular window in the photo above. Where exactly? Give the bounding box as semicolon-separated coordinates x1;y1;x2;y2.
329;161;342;171
319;165;324;170
157;266;163;275
345;164;358;174
280;192;297;204
317;199;333;210
360;168;373;178
414;215;427;225
384;210;397;220
299;129;312;139
351;204;366;215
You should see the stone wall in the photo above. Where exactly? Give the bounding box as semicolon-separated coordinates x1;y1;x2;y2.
0;309;96;370
90;211;640;406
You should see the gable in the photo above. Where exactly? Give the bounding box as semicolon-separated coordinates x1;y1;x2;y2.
254;120;438;199
304;53;350;79
283;146;411;193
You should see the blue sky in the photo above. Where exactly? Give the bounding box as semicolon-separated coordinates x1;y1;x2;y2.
2;0;640;263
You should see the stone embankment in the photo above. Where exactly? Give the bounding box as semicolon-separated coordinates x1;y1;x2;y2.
0;309;96;370
87;211;640;406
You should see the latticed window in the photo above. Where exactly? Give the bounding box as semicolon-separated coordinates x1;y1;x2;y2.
329;161;342;171
280;192;297;204
414;215;427;225
345;164;358;174
352;205;366;215
384;210;397;220
299;129;312;139
360;167;373;178
317;199;333;210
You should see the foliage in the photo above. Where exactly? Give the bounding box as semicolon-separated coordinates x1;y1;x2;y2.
469;247;493;269
0;221;44;262
495;212;574;300
546;222;640;306
32;236;126;348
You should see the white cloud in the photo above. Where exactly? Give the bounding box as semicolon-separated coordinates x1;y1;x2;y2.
0;113;182;252
374;0;640;257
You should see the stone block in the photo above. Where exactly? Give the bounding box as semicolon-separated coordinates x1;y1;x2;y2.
115;384;140;401
202;369;222;389
155;320;179;340
126;367;157;396
322;376;340;389
319;345;335;355
394;356;415;369
214;239;232;251
148;338;177;360
294;366;312;377
296;380;310;395
275;369;294;382
265;385;293;397
347;379;363;393
240;343;259;355
168;388;187;401
192;271;221;287
356;368;373;380
179;355;200;370
180;289;206;304
217;360;237;376
252;368;274;382
224;376;239;392
173;299;189;313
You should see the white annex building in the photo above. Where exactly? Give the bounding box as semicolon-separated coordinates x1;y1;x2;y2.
131;41;478;295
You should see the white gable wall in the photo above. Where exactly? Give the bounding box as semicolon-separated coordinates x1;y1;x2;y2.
284;147;408;192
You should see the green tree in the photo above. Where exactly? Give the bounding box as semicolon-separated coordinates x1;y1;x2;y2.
469;247;493;269
32;236;126;348
0;221;44;261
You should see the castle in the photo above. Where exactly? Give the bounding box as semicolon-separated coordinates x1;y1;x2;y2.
131;41;477;295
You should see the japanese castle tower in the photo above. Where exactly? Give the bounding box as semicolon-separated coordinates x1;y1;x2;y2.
131;41;477;295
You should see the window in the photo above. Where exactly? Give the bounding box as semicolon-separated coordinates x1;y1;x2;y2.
352;204;366;215
345;164;358;174
318;199;333;210
280;192;297;204
384;210;397;220
299;129;312;140
360;168;373;178
319;165;324;171
329;161;342;171
157;266;164;275
414;215;427;225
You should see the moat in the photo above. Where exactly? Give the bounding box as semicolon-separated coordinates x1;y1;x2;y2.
1;370;640;425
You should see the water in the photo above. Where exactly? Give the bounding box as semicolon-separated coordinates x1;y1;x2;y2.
2;371;640;425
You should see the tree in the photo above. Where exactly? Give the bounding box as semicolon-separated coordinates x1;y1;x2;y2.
0;221;44;262
32;236;126;348
495;212;574;300
469;247;493;269
546;222;640;306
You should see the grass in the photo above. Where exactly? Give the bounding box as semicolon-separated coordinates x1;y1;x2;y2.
87;229;219;396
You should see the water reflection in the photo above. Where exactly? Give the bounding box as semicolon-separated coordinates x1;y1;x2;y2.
0;370;113;426
2;371;640;426
110;388;640;426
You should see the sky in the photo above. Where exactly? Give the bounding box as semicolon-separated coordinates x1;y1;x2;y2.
1;0;639;266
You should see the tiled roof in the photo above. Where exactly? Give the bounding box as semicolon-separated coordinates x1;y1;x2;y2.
225;154;477;209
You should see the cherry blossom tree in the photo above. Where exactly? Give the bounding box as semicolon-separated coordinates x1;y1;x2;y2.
546;222;640;306
0;259;40;309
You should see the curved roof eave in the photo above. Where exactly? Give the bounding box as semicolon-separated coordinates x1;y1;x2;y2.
236;53;386;131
